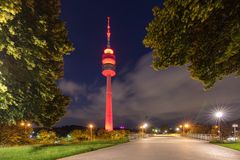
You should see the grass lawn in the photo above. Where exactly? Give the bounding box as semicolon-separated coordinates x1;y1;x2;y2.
0;139;128;160
218;143;240;151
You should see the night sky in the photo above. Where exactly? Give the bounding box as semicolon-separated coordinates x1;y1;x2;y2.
57;0;240;128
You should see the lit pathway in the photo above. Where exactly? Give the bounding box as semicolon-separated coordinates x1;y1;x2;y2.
59;136;240;160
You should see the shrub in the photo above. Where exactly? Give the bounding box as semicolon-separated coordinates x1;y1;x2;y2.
110;130;128;140
69;129;91;142
210;138;223;144
96;129;111;139
36;130;58;144
96;129;128;140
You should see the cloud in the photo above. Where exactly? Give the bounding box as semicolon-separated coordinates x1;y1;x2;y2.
59;79;86;96
57;54;240;128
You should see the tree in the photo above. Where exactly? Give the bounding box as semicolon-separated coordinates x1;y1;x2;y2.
144;0;240;89
0;0;73;126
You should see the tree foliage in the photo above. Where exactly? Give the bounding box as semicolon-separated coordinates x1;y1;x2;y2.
144;0;240;89
0;0;22;24
0;0;73;126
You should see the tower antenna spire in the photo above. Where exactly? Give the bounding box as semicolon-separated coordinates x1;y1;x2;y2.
107;16;111;48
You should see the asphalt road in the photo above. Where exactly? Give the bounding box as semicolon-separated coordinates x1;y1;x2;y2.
59;136;240;160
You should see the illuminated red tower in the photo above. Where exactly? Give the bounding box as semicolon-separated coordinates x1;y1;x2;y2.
101;17;116;131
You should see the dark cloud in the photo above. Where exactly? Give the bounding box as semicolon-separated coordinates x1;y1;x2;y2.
57;54;240;128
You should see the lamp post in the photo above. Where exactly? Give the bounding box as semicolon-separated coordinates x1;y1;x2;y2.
20;121;31;136
140;126;144;138
140;123;148;138
89;124;94;141
143;123;148;129
143;123;148;135
179;125;183;134
215;111;223;141
184;123;190;135
180;123;190;135
20;121;31;129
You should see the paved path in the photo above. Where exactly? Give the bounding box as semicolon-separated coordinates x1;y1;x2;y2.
59;136;240;160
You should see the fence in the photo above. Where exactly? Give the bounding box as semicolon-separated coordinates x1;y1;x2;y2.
186;133;217;141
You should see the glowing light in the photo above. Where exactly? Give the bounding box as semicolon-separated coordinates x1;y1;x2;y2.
176;127;180;131
102;58;116;65
20;121;31;127
179;125;183;128
210;105;230;122
120;125;125;129
215;111;223;118
142;123;148;129
184;124;189;128
102;70;116;77
89;124;94;129
104;48;114;54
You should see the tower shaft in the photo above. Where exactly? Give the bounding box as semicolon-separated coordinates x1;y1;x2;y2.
105;75;113;131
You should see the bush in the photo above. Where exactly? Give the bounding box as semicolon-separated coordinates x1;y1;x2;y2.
96;129;128;140
96;129;111;139
210;138;223;144
110;130;128;140
69;129;91;142
0;124;33;145
36;130;58;144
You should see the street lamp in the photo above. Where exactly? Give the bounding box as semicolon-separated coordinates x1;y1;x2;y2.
184;124;189;129
179;123;190;135
215;111;223;141
215;111;223;119
140;123;148;138
175;127;180;132
88;124;94;141
143;123;148;129
20;121;31;128
20;121;32;136
20;122;25;126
